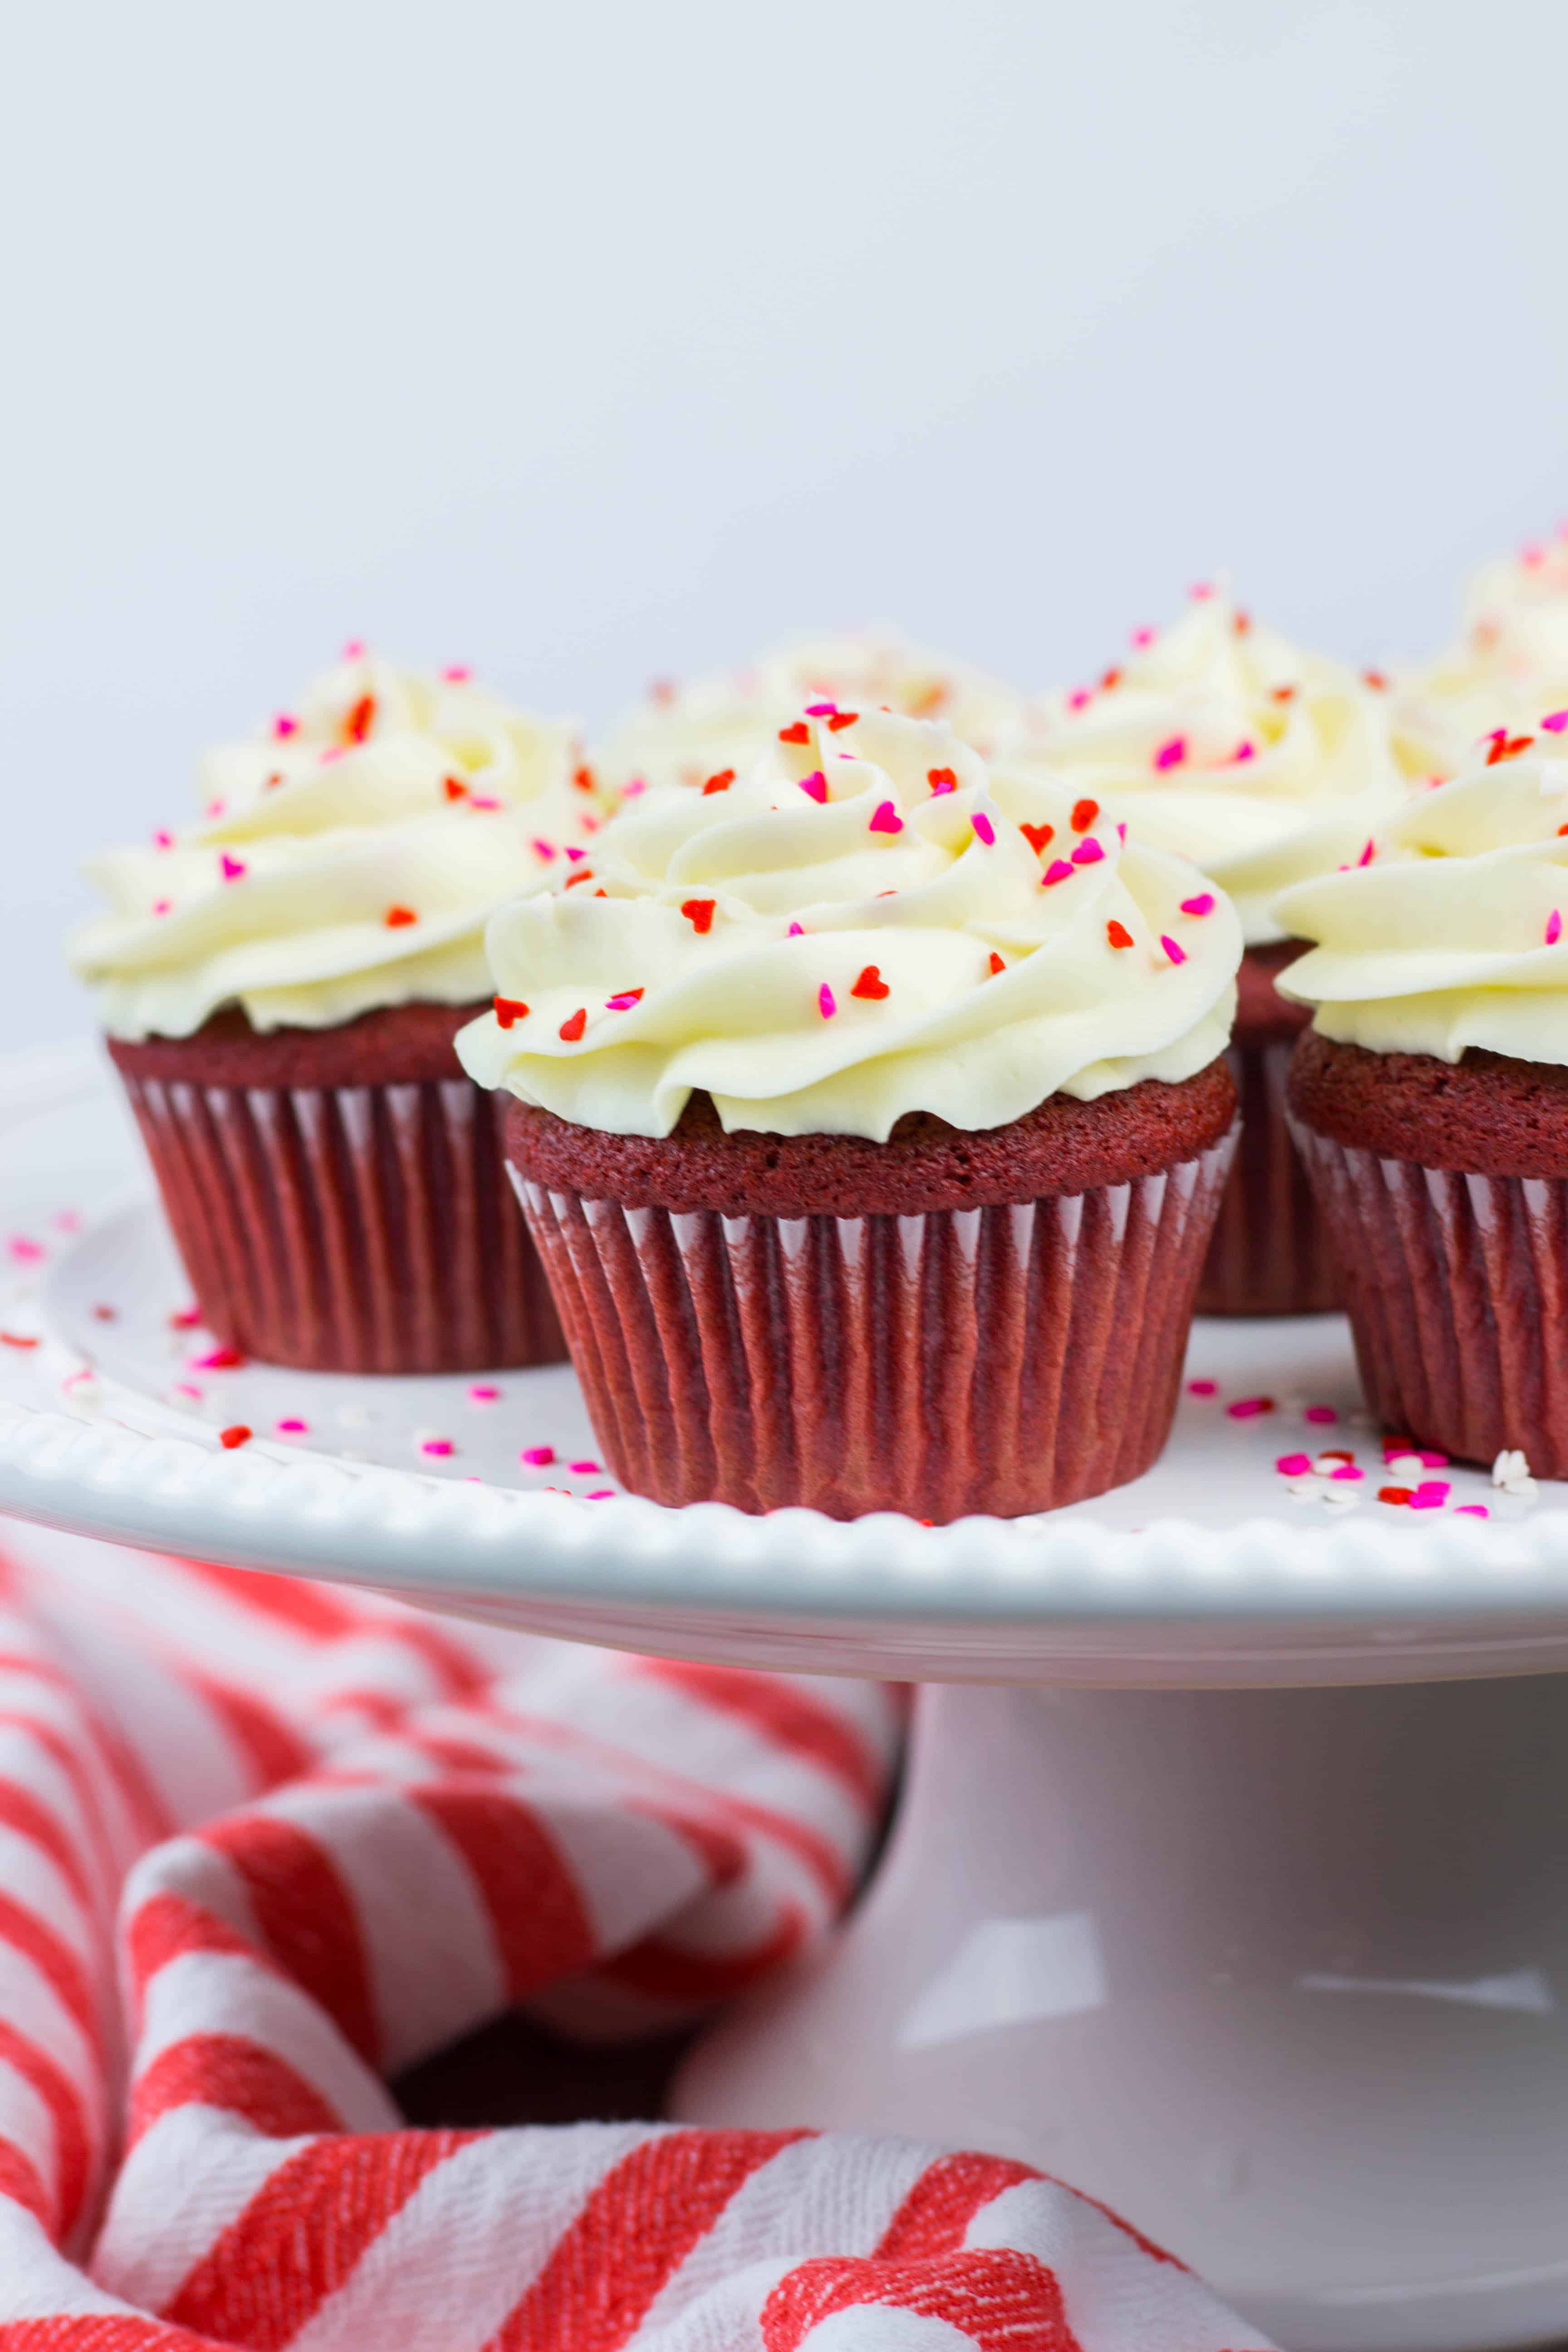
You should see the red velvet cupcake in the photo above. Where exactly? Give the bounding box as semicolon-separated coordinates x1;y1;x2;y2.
70;653;604;1373
999;586;1410;1313
1279;736;1568;1474
462;706;1242;1519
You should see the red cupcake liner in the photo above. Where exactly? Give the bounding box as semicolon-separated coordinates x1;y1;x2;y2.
1288;1119;1568;1474
119;1070;565;1374
1197;1038;1343;1317
509;1123;1236;1520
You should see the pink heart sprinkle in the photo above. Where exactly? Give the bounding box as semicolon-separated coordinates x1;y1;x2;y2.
623;779;647;797
1161;935;1187;965
585;1490;615;1500
421;1438;455;1457
1180;893;1215;916
818;983;837;1019
521;1444;555;1466
1227;1396;1273;1418
563;844;586;862
1187;1378;1218;1396
804;701;838;717
569;1460;601;1475
441;664;471;681
1548;911;1563;947
798;770;828;803
1116;821;1127;842
1067;688;1092;710
468;1384;500;1402
275;1418;309;1435
788;921;805;937
1191;581;1214;599
1276;1452;1313;1476
606;993;641;1011
532;839;557;860
1357;839;1375;867
469;794;502;810
152;828;175;850
1233;740;1256;763
342;639;365;658
152;900;172;917
1410;1481;1450;1508
1153;736;1186;771
1131;626;1156;648
1070;838;1104;866
1304;1404;1338;1424
219;854;246;883
1329;1464;1364;1482
1455;1504;1490;1517
971;812;995;847
868;799;903;834
7;1237;43;1265
1543;710;1568;732
1420;1450;1449;1467
1041;858;1075;887
272;714;299;739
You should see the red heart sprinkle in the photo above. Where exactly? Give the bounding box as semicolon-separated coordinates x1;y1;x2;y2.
1020;821;1054;854
219;1425;253;1450
927;766;958;793
779;721;810;744
384;906;418;927
1100;666;1122;691
443;775;468;801
681;899;716;934
343;693;376;744
563;868;597;888
573;764;596;792
702;769;735;794
988;951;1005;975
1106;920;1134;949
1071;798;1099;833
559;1007;587;1041
827;710;859;730
1486;733;1535;764
850;965;890;1000
494;997;529;1028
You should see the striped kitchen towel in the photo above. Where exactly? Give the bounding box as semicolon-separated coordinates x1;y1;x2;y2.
0;1524;1265;2350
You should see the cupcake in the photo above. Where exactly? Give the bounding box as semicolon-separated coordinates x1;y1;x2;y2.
1277;725;1568;1475
1393;531;1568;780
1001;586;1408;1314
459;707;1242;1521
69;652;607;1373
595;626;1030;797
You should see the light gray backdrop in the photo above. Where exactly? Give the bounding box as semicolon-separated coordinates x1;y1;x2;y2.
5;0;1565;1050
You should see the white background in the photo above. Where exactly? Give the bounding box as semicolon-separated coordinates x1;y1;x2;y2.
5;0;1566;1052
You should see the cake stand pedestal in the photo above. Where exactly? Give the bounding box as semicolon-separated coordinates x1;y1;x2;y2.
676;1672;1568;2352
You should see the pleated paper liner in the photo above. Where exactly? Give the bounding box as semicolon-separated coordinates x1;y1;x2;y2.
510;1124;1237;1522
118;1069;564;1374
1289;1118;1568;1476
1197;1037;1343;1315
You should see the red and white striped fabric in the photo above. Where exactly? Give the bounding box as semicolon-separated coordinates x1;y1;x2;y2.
0;1524;1269;2351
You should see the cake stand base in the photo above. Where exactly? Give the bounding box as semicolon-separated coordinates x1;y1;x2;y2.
674;1674;1568;2352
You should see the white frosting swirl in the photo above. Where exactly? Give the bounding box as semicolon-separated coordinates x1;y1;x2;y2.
1393;535;1568;780
1275;730;1568;1063
596;626;1031;796
73;655;605;1039
458;707;1240;1141
1001;591;1408;946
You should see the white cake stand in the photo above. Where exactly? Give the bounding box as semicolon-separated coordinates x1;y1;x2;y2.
3;1043;1568;2352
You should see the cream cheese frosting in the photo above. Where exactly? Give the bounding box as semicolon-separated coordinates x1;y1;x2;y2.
1275;722;1568;1064
1001;589;1408;947
595;626;1031;797
1393;534;1568;781
73;653;605;1039
458;705;1241;1141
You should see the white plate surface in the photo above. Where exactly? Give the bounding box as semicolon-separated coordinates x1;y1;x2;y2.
2;1041;1568;1684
